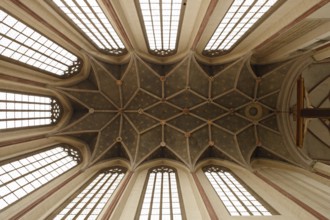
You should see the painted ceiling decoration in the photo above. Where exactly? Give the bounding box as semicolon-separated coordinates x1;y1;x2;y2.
54;52;307;169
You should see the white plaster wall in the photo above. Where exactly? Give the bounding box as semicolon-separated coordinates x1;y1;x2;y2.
254;160;330;219
195;159;317;220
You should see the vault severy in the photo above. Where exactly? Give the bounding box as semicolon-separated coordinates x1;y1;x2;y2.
292;62;330;162
54;53;307;169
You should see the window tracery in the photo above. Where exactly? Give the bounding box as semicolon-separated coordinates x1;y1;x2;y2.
135;0;186;56
203;165;277;216
0;91;61;130
136;166;185;220
0;9;82;77
203;0;281;56
0;145;81;211
50;167;126;219
49;0;127;55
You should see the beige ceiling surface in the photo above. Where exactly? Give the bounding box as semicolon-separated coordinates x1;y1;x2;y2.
0;0;329;169
54;53;313;169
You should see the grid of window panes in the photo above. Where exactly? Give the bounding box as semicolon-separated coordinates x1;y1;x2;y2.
137;0;184;56
0;146;80;210
0;9;81;76
53;167;126;219
137;166;184;220
50;0;126;55
204;166;274;216
204;0;279;56
0;91;61;130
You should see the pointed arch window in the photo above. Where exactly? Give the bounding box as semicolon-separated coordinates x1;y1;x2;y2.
0;145;81;211
0;91;61;130
135;0;186;56
136;166;186;220
48;0;127;55
203;166;277;216
0;9;82;77
49;167;126;219
203;0;282;56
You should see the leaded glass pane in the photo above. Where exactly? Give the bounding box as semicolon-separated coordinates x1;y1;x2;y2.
136;166;185;220
49;0;126;55
0;91;61;130
203;166;277;216
0;9;81;77
50;167;126;219
136;0;185;56
203;0;280;56
0;146;80;210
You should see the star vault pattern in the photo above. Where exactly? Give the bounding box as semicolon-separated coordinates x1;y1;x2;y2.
55;53;306;169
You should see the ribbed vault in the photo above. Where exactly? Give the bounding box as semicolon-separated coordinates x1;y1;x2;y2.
54;53;307;169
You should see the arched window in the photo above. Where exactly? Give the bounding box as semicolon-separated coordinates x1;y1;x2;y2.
136;166;186;220
203;0;282;56
0;9;82;77
49;167;126;219
48;0;127;56
135;0;186;56
0;91;61;130
0;145;81;211
203;166;277;216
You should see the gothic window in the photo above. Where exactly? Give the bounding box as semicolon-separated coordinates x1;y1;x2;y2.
0;91;61;130
50;167;126;219
136;166;186;220
0;145;81;211
203;166;277;216
203;0;282;56
135;0;186;56
48;0;127;55
0;9;82;77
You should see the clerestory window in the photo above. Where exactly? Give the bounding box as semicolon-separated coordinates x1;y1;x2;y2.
203;165;278;216
49;167;126;219
136;166;186;220
48;0;127;55
0;9;82;77
0;91;61;130
135;0;186;56
203;0;282;56
0;145;81;211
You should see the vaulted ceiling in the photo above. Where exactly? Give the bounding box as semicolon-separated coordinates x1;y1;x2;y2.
54;54;323;169
1;0;329;169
